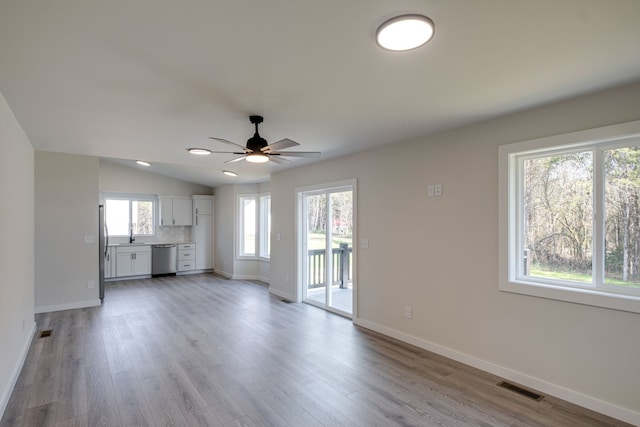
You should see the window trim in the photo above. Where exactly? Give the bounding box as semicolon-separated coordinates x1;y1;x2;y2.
103;193;157;237
499;120;640;314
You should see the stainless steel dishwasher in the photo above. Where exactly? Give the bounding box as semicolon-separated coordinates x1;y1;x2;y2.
152;244;177;276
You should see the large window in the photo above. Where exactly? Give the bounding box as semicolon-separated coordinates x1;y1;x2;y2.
238;194;271;259
239;196;256;256
499;121;640;313
260;195;271;258
105;195;155;236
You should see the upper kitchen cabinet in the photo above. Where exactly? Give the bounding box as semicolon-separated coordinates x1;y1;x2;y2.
194;197;213;215
159;196;193;226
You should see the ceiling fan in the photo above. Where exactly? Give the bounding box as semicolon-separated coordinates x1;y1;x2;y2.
209;115;321;164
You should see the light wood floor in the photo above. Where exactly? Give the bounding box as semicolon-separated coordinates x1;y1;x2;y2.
1;274;631;427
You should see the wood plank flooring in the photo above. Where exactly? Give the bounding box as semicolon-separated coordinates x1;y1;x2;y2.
1;273;632;426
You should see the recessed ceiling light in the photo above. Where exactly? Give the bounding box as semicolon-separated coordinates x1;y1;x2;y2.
136;160;151;167
188;148;212;155
223;170;238;177
376;14;435;51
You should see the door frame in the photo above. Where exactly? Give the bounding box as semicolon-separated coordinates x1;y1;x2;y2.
296;178;357;320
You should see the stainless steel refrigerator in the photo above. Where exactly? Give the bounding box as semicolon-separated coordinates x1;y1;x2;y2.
98;204;107;302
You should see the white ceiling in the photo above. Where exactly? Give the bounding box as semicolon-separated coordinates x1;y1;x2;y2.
1;1;640;187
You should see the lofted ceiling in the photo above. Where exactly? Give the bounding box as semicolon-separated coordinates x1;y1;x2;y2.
1;1;640;188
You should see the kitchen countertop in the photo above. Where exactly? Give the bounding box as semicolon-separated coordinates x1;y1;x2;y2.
108;241;194;247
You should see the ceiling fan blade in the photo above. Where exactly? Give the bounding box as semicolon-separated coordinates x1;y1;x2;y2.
269;151;321;158
225;156;246;163
209;137;247;150
211;150;249;154
268;154;289;164
262;138;300;152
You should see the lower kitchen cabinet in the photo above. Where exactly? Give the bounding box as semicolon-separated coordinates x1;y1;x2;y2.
115;245;151;277
178;243;196;272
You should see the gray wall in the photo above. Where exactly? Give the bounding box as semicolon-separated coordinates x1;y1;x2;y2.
269;82;640;422
0;91;35;414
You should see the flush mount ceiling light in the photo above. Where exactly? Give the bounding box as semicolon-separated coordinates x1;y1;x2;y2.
136;160;151;167
188;148;212;155
223;170;238;177
376;14;435;51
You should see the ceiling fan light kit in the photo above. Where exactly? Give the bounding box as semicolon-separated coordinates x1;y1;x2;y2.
376;14;435;51
246;152;269;163
208;115;321;164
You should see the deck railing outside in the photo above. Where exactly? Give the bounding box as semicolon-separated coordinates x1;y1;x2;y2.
308;243;352;289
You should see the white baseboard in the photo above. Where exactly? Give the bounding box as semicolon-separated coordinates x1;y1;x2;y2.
35;299;101;314
215;269;232;279
0;321;36;419
268;287;296;302
353;318;640;426
231;274;269;283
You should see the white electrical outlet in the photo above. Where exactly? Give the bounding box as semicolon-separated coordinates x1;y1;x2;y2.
88;280;95;289
434;184;442;196
404;306;412;319
84;235;94;244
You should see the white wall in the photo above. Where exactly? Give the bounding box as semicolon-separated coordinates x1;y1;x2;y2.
35;152;101;313
269;82;640;423
99;159;213;195
0;91;36;416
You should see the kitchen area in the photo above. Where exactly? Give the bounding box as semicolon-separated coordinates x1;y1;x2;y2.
100;194;214;296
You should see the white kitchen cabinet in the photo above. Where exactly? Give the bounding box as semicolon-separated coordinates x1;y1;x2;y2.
192;196;214;270
177;243;196;272
115;245;151;277
159;197;193;226
104;246;116;279
194;197;213;215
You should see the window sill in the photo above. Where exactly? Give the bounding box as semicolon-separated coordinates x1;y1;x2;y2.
500;279;640;314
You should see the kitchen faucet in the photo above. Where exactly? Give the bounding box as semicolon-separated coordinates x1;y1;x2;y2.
129;227;135;244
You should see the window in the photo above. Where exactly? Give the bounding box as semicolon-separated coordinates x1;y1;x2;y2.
499;121;640;313
260;195;271;258
239;196;256;256
238;194;271;259
105;195;155;236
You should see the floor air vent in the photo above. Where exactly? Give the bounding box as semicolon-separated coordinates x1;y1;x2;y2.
39;329;52;338
497;381;544;401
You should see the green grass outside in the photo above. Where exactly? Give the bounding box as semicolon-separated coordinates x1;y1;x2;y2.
307;232;352;250
530;268;640;288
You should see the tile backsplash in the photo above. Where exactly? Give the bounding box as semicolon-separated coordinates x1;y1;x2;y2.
109;226;192;244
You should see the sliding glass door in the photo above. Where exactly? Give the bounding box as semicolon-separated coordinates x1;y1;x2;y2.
300;184;354;317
